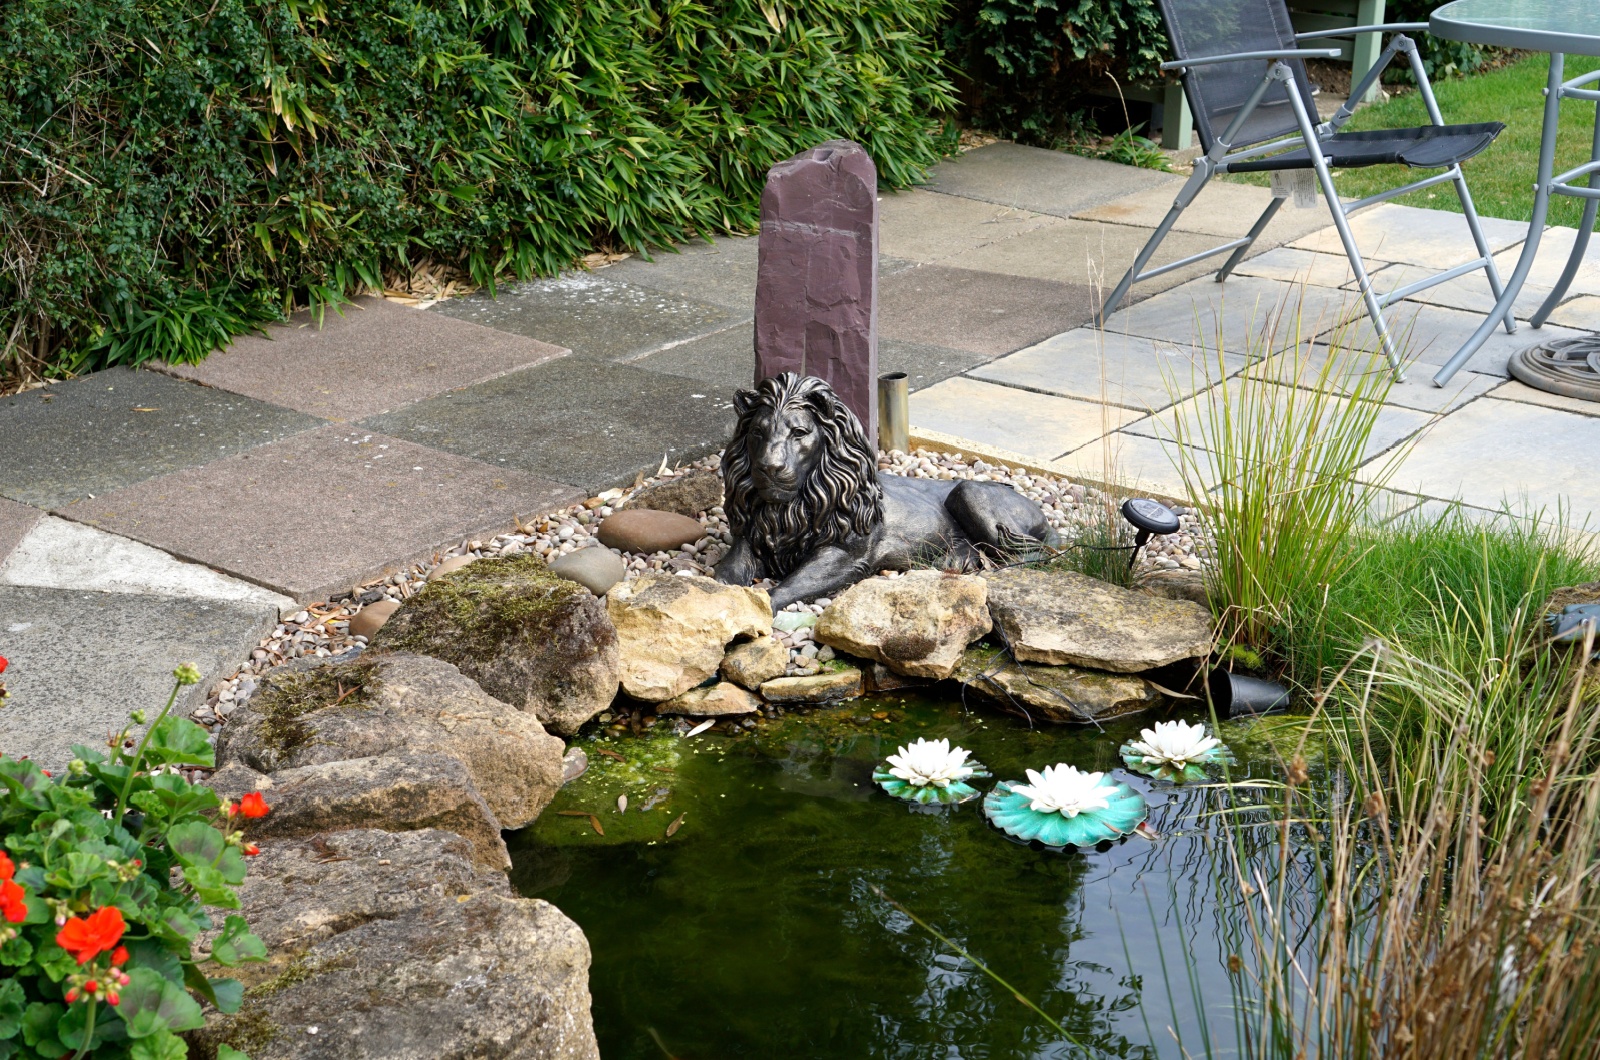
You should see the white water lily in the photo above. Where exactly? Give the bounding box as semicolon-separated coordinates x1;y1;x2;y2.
885;738;977;788
1010;764;1111;818
1125;720;1224;772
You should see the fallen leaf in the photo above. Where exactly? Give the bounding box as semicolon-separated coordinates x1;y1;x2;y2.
666;813;686;837
617;794;628;814
685;719;715;738
596;748;627;762
132;406;159;412
589;814;605;836
555;810;591;818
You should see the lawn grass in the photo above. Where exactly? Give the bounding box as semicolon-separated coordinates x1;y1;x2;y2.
1228;52;1600;229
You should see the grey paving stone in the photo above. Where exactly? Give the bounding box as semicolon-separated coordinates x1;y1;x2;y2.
0;586;277;769
878;189;1065;264
1546;295;1600;332
0;368;323;511
0;498;40;569
925;142;1181;218
162;297;569;421
634;320;985;394
1331;302;1591;378
1250;343;1503;414
1487;380;1600;419
1368;397;1600;520
1289;203;1528;271
1075;180;1337;245
1104;275;1361;356
1234;247;1390;289
63;425;585;603
431;272;735;362
1489;226;1600;297
361;358;738;493
1049;431;1218;503
968;327;1247;412
1375;262;1554;320
909;377;1138;463
0;517;293;612
878;265;1099;358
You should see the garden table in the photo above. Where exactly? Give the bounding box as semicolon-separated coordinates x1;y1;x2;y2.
1428;0;1600;386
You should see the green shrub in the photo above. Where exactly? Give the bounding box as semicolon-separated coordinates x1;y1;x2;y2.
0;0;957;381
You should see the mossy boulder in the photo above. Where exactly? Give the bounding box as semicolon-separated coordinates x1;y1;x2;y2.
955;644;1165;724
372;554;621;736
217;652;564;829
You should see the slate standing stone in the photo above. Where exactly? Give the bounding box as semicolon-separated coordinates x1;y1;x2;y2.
754;140;880;439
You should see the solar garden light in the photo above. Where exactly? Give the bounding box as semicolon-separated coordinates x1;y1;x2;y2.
1119;498;1181;570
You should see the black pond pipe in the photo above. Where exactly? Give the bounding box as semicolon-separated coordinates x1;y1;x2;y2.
1208;669;1291;718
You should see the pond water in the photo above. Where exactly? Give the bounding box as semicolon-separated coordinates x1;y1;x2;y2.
509;693;1306;1060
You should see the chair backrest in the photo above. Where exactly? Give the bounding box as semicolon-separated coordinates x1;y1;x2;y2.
1157;0;1320;152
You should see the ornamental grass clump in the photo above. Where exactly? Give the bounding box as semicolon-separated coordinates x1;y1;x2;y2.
0;664;268;1060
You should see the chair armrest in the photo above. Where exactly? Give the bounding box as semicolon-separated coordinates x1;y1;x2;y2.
1160;48;1340;72
1294;23;1429;41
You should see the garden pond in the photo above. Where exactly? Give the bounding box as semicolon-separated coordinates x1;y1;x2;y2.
509;693;1314;1059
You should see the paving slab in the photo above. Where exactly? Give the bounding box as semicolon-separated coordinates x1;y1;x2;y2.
1233;247;1392;289
0;516;293;612
1545;295;1600;331
1252;344;1503;413
1049;431;1218;502
925;142;1181;218
1104;275;1360;356
934;218;1237;297
361;357;737;492
1075;180;1336;244
63;425;586;603
0;367;323;510
909;376;1137;463
0;498;40;569
1372;262;1555;320
1289;203;1528;271
1486;379;1600;419
162;297;569;421
1365;397;1600;520
878;189;1065;264
633;321;984;394
969;327;1247;412
877;265;1100;358
1489;226;1600;297
0;586;277;769
431;272;735;362
1330;302;1591;378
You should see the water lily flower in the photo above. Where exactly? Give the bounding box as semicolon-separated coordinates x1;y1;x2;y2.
1119;720;1233;782
873;738;990;806
984;764;1147;848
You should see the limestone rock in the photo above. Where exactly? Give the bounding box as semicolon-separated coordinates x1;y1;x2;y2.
760;667;863;704
348;598;398;639
1138;568;1210;608
548;546;626;596
607;575;771;701
983;567;1214;673
815;571;990;679
428;555;475;581
719;636;789;690
659;682;762;716
189;829;599;1060
863;661;929;694
625;470;724;518
217;651;564;828
371;554;620;735
955;645;1164;724
596;509;704;554
208;754;509;870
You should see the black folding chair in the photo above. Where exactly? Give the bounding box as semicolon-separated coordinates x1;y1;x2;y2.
1100;0;1512;381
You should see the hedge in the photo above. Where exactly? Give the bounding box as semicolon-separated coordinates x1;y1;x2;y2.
0;0;957;380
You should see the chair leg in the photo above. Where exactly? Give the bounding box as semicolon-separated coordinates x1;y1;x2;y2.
1531;93;1600;328
1449;164;1516;335
1100;166;1212;322
1216;197;1285;282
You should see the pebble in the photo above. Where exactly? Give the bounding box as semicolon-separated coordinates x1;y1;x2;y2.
548;546;628;596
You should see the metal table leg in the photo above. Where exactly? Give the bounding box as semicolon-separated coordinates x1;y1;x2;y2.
1529;76;1600;328
1432;53;1566;387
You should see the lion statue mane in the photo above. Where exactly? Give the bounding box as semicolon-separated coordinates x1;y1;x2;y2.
714;372;1058;610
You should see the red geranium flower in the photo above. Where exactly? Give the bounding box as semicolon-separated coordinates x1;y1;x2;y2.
237;792;270;819
111;946;129;967
1;879;25;924
0;655;8;674
56;907;126;964
0;852;14;881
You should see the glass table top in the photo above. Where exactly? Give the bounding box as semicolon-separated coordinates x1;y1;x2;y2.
1431;0;1600;56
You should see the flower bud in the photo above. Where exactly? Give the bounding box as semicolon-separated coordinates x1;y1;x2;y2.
84;981;98;994
67;759;87;775
129;710;147;725
65;989;79;1003
173;663;202;686
107;991;120;1006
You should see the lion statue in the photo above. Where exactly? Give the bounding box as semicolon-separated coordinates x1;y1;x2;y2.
714;372;1060;609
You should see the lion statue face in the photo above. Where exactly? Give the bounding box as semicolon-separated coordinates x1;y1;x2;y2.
721;373;884;579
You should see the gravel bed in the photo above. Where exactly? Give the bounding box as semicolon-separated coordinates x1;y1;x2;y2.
194;449;1208;729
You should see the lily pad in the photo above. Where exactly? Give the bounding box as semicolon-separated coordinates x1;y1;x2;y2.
872;762;991;807
983;779;1146;848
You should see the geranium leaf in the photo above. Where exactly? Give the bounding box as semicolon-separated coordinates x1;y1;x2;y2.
119;968;206;1038
181;864;240;909
142;717;214;767
21;1002;66;1057
131;1030;188;1060
209;977;244;1014
166;821;225;868
218;1045;252;1060
210;916;266;967
0;978;25;1038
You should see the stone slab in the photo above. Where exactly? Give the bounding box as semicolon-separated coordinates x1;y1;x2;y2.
62;425;586;603
878;189;1065;263
1075;180;1336;244
935;218;1239;297
162;297;569;421
0;367;323;510
969;327;1247;412
1049;431;1218;503
1330;302;1591;378
1234;247;1392;289
1490;226;1600;297
925;142;1181;219
878;265;1099;358
1376;263;1555;320
1546;295;1600;332
0;516;293;612
0;498;40;569
1487;379;1600;419
0;585;276;769
909;377;1137;463
1289;203;1528;271
432;272;735;362
361;357;737;492
1104;275;1360;356
1252;344;1503;413
1363;397;1600;521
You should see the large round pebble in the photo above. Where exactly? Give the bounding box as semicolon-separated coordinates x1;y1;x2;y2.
429;555;476;581
548;546;627;596
348;599;400;639
596;508;704;554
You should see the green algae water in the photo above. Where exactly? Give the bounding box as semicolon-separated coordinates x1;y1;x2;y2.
509;695;1303;1059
